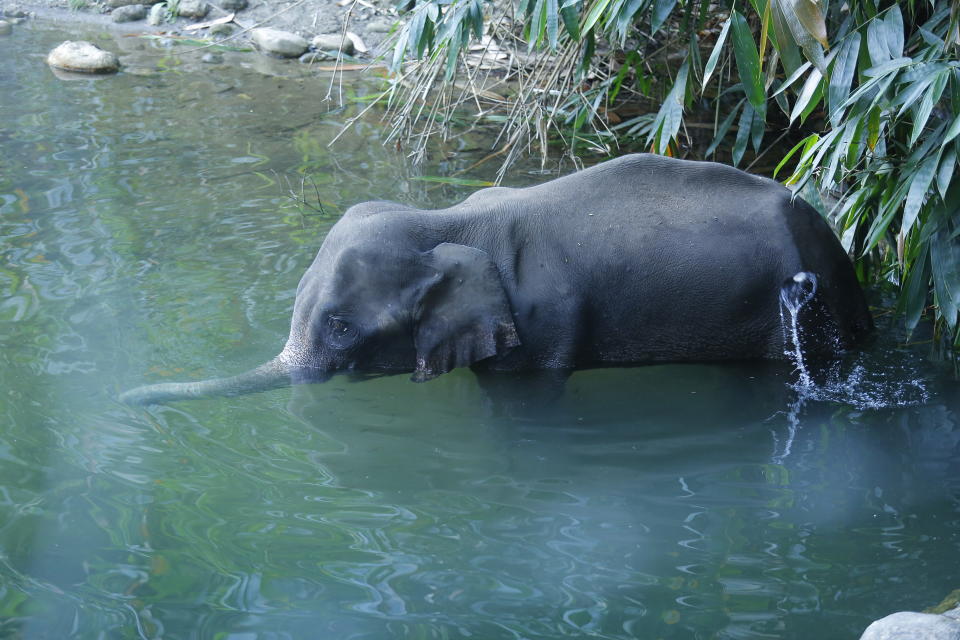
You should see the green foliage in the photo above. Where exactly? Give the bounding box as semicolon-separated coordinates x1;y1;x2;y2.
379;0;960;344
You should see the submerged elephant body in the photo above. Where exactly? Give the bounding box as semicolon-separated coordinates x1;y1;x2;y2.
120;154;873;405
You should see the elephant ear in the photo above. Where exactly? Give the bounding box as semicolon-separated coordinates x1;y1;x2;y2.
412;243;520;382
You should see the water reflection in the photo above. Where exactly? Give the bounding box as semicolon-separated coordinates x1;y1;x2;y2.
1;19;959;640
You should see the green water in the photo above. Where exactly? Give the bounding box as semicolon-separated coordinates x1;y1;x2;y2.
2;21;959;640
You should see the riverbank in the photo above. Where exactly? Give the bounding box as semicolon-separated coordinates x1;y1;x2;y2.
0;0;398;70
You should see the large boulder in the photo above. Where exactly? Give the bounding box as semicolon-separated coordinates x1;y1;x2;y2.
46;41;120;74
250;27;307;58
860;607;960;640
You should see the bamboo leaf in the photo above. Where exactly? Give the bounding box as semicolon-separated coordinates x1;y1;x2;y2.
931;219;960;330
774;134;815;177
900;243;930;334
866;12;890;65
771;60;811;96
769;0;802;74
647;59;689;154
827;32;860;127
910;70;948;147
559;2;580;38
730;9;765;111
901;154;940;237
790;66;822;123
705;99;744;157
733;101;753;166
702;16;731;91
938;146;956;200
650;0;677;34
546;0;559;48
581;0;612;35
942;105;960;145
884;4;904;59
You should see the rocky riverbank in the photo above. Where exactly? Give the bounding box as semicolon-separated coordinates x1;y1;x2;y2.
1;0;400;71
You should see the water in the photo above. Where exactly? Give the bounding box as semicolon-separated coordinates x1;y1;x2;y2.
2;21;960;640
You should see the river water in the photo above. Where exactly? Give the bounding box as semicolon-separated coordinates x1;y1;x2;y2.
1;21;959;640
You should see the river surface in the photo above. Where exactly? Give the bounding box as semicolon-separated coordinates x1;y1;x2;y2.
2;21;959;640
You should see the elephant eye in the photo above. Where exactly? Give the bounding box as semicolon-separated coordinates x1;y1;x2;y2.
327;315;359;349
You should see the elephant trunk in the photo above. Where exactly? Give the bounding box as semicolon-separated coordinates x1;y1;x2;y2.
119;355;293;405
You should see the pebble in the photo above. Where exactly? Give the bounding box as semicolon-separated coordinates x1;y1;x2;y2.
46;40;120;73
250;27;308;58
365;18;394;33
209;22;234;36
217;0;246;10
0;19;11;35
201;52;223;63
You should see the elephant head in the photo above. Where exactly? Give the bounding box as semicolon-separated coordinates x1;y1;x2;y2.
119;214;520;405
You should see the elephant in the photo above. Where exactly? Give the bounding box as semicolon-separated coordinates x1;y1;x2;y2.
119;153;873;405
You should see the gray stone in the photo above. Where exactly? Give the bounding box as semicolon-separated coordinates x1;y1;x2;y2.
3;8;27;17
299;50;333;64
0;19;11;35
860;610;960;640
177;0;208;18
217;0;246;10
201;52;222;63
209;21;234;36
111;4;146;22
311;33;353;55
46;40;120;73
250;27;307;58
147;2;165;24
106;0;145;8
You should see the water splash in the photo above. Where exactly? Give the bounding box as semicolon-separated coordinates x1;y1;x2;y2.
779;272;818;388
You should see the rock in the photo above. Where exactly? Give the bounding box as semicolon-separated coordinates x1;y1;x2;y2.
209;21;234;36
0;19;11;35
176;0;208;18
2;8;28;17
311;33;353;55
299;51;333;64
46;41;120;74
106;0;148;8
365;18;394;33
147;2;165;24
217;0;246;10
250;27;307;58
201;52;222;63
860;608;960;640
111;4;146;22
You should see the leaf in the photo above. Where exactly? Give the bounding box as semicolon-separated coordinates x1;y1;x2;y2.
730;9;765;111
647;59;689;154
559;2;580;39
750;99;766;151
733;101;753;166
938;146;956;200
910;70;948;147
900;243;930;334
771;60;811;96
863;56;912;77
866;104;881;151
581;0;612;35
769;0;802;74
774;133;818;178
942;105;960;145
546;0;559;48
705;99;744;157
772;0;826;73
790;65;822;123
702;16;731;90
901;154;939;238
650;0;677;34
827;32;860;127
931;219;960;330
866;12;890;65
884;4;904;59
